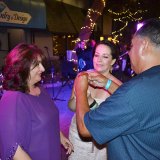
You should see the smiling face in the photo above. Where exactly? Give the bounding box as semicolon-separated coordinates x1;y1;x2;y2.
28;56;45;87
93;44;116;74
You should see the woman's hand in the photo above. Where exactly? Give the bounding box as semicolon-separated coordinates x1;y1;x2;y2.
60;131;74;155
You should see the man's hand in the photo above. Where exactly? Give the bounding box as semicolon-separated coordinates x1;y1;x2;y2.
87;71;122;94
88;71;108;88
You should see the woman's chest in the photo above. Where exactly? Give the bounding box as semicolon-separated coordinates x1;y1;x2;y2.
89;86;110;100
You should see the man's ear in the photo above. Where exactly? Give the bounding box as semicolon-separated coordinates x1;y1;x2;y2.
111;59;116;66
140;38;149;56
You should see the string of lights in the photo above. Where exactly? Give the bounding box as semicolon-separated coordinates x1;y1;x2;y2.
107;3;148;43
77;0;106;42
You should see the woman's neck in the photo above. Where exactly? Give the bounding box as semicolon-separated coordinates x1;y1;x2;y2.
101;70;111;78
28;85;40;96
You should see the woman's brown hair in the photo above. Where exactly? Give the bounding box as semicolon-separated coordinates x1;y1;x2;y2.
3;43;45;92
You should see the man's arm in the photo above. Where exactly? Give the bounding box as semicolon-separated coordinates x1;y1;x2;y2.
88;71;121;94
75;72;121;138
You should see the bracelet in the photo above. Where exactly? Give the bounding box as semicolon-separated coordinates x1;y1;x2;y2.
89;100;97;109
105;79;112;90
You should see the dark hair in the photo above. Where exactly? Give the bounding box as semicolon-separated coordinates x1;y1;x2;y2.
3;43;45;92
135;18;160;47
94;40;119;60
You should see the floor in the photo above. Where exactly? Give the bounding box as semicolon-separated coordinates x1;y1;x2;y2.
44;82;74;160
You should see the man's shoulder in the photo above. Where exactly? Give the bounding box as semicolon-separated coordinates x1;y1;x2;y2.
115;76;142;96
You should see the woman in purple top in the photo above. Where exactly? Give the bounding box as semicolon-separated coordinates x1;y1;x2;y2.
0;43;73;160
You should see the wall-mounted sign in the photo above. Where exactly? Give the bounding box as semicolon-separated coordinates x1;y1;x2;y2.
0;1;46;29
0;2;31;25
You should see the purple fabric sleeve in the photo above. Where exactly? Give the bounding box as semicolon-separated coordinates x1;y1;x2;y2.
0;91;31;159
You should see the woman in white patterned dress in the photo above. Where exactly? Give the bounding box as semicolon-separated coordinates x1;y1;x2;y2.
68;40;122;160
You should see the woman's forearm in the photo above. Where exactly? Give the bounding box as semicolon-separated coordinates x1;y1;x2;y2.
60;131;74;154
68;97;76;111
68;93;95;112
106;80;121;94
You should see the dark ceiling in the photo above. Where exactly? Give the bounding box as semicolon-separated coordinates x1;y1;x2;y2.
44;0;160;44
45;0;160;33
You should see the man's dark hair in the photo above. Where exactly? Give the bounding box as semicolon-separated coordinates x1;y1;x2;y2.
135;18;160;46
3;43;45;92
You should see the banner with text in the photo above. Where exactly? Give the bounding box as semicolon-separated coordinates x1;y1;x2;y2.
0;1;46;29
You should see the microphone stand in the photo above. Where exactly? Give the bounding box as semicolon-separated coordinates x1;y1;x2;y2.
118;51;128;59
44;46;66;101
44;47;55;99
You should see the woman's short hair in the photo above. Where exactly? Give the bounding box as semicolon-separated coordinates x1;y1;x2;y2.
3;43;45;92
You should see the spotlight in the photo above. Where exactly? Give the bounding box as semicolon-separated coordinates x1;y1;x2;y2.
137;23;143;31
